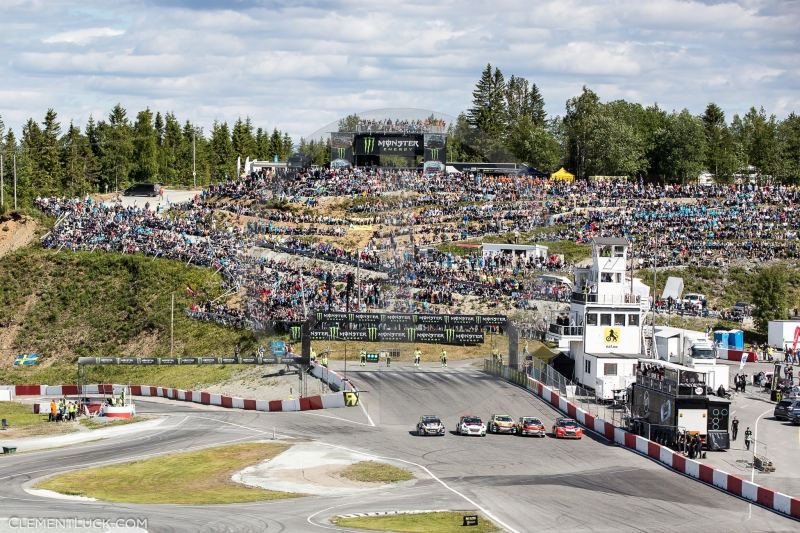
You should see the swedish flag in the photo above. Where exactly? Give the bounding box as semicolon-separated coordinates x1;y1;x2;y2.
14;353;40;366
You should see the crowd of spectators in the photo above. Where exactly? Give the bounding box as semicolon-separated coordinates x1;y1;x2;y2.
354;117;446;133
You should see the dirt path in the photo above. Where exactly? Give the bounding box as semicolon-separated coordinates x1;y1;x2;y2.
0;214;38;259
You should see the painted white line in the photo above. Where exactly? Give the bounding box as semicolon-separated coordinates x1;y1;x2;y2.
307;503;372;532
301;411;376;428
315;442;520;533
746;406;773;521
186;415;294;439
359;400;376;427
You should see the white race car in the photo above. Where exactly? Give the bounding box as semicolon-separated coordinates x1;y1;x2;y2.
457;415;487;437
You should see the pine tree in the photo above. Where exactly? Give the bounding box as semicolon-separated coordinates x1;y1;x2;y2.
255;128;269;160
268;128;282;160
468;63;494;130
101;104;133;192
528;83;546;127
282;132;293;159
210;121;234;180
131;108;159;183
161;112;183;184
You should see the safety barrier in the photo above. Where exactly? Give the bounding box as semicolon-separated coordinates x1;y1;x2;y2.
484;360;800;521
5;383;348;413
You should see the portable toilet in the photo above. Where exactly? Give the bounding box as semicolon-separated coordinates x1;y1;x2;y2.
714;330;729;348
728;329;744;350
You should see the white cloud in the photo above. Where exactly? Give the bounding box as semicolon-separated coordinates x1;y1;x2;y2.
0;0;796;138
43;27;125;45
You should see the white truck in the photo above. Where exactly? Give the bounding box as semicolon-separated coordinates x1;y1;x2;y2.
767;320;800;350
654;327;728;391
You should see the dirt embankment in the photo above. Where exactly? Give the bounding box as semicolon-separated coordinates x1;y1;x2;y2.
0;213;38;259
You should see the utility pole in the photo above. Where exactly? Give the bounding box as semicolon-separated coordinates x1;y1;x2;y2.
1;153;4;209
192;130;196;188
170;293;175;357
13;153;17;210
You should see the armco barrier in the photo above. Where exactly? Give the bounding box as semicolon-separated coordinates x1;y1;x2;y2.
7;383;350;414
484;360;800;521
308;362;357;392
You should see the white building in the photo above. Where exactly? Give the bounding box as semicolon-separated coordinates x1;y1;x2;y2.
481;242;548;260
547;238;650;400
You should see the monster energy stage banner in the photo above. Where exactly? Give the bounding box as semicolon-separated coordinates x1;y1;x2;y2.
313;311;506;327
308;327;484;345
354;133;423;157
330;132;354;162
424;133;446;164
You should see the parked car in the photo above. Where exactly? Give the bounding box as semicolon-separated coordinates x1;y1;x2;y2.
515;416;546;437
731;302;752;316
552;417;583;439
416;415;445;436
682;293;706;309
773;399;799;420
487;414;516;434
456;415;486;437
123;183;161;197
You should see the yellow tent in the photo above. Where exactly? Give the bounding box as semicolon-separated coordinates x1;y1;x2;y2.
550;167;575;181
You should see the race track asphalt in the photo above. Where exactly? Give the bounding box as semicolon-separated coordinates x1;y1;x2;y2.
0;363;797;533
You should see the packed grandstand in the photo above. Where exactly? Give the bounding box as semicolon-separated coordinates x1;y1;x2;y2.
33;162;800;336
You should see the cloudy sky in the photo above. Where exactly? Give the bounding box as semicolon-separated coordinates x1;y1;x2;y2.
1;0;798;138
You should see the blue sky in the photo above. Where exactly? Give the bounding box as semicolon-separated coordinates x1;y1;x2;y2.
1;0;798;138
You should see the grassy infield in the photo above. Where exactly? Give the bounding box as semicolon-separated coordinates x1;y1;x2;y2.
36;445;494;532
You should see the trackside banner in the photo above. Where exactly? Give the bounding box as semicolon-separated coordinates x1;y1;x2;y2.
309;328;484;345
313;312;506;326
78;356;310;365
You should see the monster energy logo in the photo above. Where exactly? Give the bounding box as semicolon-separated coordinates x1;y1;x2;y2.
329;325;340;338
336;147;346;158
348;313;355;322
445;328;455;343
316;311;322;321
429;148;440;160
291;326;301;340
363;137;375;153
444;315;449;324
367;326;377;341
406;327;416;342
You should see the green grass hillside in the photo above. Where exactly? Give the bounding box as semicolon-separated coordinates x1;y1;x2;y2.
0;246;260;387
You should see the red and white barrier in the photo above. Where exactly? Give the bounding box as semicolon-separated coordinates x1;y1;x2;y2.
7;383;349;414
488;363;800;521
716;347;758;363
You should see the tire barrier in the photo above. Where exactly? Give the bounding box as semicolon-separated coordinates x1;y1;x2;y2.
483;360;800;521
5;383;348;412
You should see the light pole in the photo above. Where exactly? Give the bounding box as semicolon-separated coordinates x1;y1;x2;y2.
192;130;196;188
1;153;4;209
13;152;17;210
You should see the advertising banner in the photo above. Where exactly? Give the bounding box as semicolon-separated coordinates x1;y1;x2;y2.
330;133;354;163
314;312;506;327
424;133;446;164
355;134;422;157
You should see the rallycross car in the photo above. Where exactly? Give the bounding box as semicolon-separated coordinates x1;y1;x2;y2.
515;416;546;437
552;417;583;439
416;415;445;436
456;415;487;436
487;414;516;434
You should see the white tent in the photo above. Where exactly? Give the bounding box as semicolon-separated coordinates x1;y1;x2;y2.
661;276;684;300
445;165;461;175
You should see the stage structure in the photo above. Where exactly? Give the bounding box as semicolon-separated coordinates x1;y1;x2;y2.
331;132;446;168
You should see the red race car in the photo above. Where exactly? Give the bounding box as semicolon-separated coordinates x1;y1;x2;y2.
516;416;546;437
552;417;583;439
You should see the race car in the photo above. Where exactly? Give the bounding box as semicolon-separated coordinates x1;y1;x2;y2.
456;415;487;437
487;414;516;434
552;417;583;439
416;415;445;436
515;416;546;437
